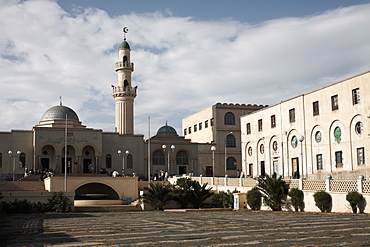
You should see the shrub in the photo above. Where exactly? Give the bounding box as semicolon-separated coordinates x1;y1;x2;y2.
140;182;173;211
48;191;72;213
288;188;304;212
313;191;332;212
346;191;364;214
246;187;262;210
256;174;289;211
212;189;239;208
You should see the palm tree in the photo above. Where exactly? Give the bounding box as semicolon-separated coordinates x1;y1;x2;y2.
141;182;173;211
256;174;289;211
187;182;213;209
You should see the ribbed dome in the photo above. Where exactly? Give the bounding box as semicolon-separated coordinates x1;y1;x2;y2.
119;40;130;49
157;123;177;135
41;105;79;121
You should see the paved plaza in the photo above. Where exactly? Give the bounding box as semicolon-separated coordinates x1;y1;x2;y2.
1;210;370;246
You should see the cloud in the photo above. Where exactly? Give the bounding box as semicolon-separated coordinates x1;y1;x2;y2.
1;1;370;138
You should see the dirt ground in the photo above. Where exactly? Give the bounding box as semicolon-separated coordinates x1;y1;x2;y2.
1;210;370;246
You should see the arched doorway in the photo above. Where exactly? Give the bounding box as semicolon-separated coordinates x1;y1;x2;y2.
62;145;75;173
75;183;119;200
82;145;96;173
40;145;56;171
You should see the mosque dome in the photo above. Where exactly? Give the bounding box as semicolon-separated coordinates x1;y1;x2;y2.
157;123;177;135
41;105;79;122
119;40;130;49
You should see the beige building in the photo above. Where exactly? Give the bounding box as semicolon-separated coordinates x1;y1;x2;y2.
241;71;370;179
182;103;266;177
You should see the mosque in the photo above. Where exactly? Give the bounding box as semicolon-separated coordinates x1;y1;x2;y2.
0;32;202;181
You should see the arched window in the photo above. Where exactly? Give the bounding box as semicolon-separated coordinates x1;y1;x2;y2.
106;154;112;168
226;134;236;147
176;151;189;165
153;151;165;165
226;157;237;170
123;56;128;66
127;154;133;169
19;153;26;168
224;112;235;125
0;153;2;168
124;80;129;87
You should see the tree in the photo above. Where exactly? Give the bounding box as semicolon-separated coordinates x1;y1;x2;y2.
346;191;364;214
172;178;213;209
48;191;72;213
246;187;262;210
141;182;173;211
212;189;239;209
313;191;332;213
288;188;304;212
256;174;289;211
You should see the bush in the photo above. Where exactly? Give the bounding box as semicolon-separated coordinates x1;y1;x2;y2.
256;174;289;211
346;191;364;214
288;188;304;212
48;191;72;213
313;191;332;212
140;182;173;211
246;187;262;210
212;189;239;208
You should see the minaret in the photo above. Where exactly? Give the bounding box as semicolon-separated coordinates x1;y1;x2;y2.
112;27;137;135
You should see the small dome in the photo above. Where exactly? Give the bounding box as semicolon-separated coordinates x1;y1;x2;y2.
41;105;79;122
119;40;130;49
157;123;177;135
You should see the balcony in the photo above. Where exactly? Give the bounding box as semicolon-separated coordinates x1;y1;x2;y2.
115;61;134;70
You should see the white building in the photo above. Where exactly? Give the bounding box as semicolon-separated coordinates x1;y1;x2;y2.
241;71;370;180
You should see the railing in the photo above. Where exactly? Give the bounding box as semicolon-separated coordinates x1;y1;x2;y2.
115;61;134;70
189;176;369;194
112;86;137;95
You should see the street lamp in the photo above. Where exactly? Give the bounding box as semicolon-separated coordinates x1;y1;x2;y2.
298;135;304;178
118;150;129;176
162;144;175;175
225;132;233;177
211;146;216;178
8;150;21;181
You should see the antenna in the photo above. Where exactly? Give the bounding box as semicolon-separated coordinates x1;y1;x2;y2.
123;27;128;41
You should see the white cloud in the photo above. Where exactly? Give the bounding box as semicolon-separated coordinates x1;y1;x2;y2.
1;1;370;137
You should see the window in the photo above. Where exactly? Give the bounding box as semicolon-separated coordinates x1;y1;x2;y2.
352;88;360;105
226;134;236;147
258;119;263;132
313;101;319;116
205;120;209;128
335;151;343;168
127;154;133;169
334;127;341;143
355;122;363;135
153;151;165;165
19;153;26;168
315;131;322;143
271;115;276;128
224;112;236;125
316;154;323;170
106;154;112;168
184;129;187;135
199;122;202;130
194;124;197;132
246;123;251;135
188;127;192;134
176;151;189;165
289;108;295;123
210;118;214;126
0;153;2;168
357;147;365;165
331;95;339;110
226;157;237;170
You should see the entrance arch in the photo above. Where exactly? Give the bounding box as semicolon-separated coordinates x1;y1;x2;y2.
75;182;120;200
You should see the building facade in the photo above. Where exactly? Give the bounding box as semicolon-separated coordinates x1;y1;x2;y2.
182;103;266;177
240;71;370;179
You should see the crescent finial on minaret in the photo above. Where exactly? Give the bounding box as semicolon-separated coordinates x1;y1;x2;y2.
59;96;62;106
123;27;128;40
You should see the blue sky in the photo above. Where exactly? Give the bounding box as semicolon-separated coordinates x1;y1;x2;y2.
1;0;370;137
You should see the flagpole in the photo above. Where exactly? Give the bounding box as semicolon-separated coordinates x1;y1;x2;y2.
64;113;67;192
148;116;151;187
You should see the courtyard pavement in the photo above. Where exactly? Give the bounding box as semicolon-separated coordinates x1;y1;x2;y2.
1;210;370;246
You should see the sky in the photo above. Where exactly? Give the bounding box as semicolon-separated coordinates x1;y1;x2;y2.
1;0;370;138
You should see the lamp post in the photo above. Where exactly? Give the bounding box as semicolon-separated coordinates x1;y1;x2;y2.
211;146;216;178
118;150;129;176
225;132;233;177
162;144;175;175
298;135;304;178
8;150;21;181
